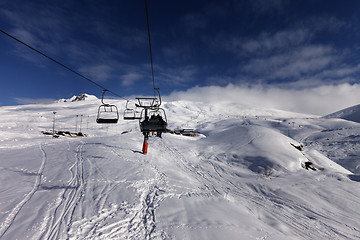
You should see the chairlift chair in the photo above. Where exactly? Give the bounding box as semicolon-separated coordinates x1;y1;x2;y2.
96;90;119;124
96;104;119;123
123;100;141;120
135;88;168;133
139;108;168;133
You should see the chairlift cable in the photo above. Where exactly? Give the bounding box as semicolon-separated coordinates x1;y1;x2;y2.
0;28;128;101
144;0;156;97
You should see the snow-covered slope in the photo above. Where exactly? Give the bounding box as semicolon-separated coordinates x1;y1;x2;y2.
0;97;360;240
324;103;360;123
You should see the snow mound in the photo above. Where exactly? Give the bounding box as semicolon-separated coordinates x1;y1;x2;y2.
198;119;307;175
324;103;360;123
57;93;98;103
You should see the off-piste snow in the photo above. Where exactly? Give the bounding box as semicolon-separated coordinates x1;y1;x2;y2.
0;94;359;240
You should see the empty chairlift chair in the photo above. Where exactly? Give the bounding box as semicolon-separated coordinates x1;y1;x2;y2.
96;90;119;124
123;100;141;120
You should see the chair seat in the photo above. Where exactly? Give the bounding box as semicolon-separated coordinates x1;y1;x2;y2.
96;118;118;124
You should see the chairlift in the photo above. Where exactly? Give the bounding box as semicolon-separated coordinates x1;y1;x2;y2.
123;100;141;120
138;88;168;133
96;90;119;124
139;108;168;133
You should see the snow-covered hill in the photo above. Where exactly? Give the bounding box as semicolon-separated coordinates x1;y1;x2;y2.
324;103;360;123
0;97;359;240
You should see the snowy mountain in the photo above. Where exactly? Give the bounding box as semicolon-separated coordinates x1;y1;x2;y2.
324;103;360;123
0;97;359;240
57;93;98;103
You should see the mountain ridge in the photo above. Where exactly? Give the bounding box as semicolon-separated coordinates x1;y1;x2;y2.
57;93;98;103
324;103;360;123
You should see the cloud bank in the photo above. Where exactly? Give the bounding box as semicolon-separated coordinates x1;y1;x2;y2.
167;83;360;116
13;97;56;105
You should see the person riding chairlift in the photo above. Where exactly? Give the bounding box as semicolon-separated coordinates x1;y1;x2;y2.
150;114;165;138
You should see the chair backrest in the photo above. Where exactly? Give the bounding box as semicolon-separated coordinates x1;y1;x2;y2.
96;104;119;124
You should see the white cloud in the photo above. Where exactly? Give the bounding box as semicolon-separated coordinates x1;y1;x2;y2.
78;64;113;82
121;72;143;87
158;65;198;86
216;27;313;60
11;28;37;45
242;45;336;79
13;97;55;105
167;83;360;115
241;29;311;55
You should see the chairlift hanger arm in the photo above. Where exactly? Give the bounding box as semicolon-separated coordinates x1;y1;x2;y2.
125;100;130;109
155;88;162;106
101;89;108;105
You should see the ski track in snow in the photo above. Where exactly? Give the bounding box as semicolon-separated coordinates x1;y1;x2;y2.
35;142;86;239
2;136;357;240
106;144;169;240
26;140;170;240
156;138;222;198
0;144;47;238
155;135;360;239
108;149;168;240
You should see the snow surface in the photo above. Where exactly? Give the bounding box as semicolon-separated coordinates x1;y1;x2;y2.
324;104;360;123
0;97;360;240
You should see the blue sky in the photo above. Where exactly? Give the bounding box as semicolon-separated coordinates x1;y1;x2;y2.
0;0;360;114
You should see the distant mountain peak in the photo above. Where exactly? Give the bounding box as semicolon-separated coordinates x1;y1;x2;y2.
57;93;98;103
70;94;90;102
